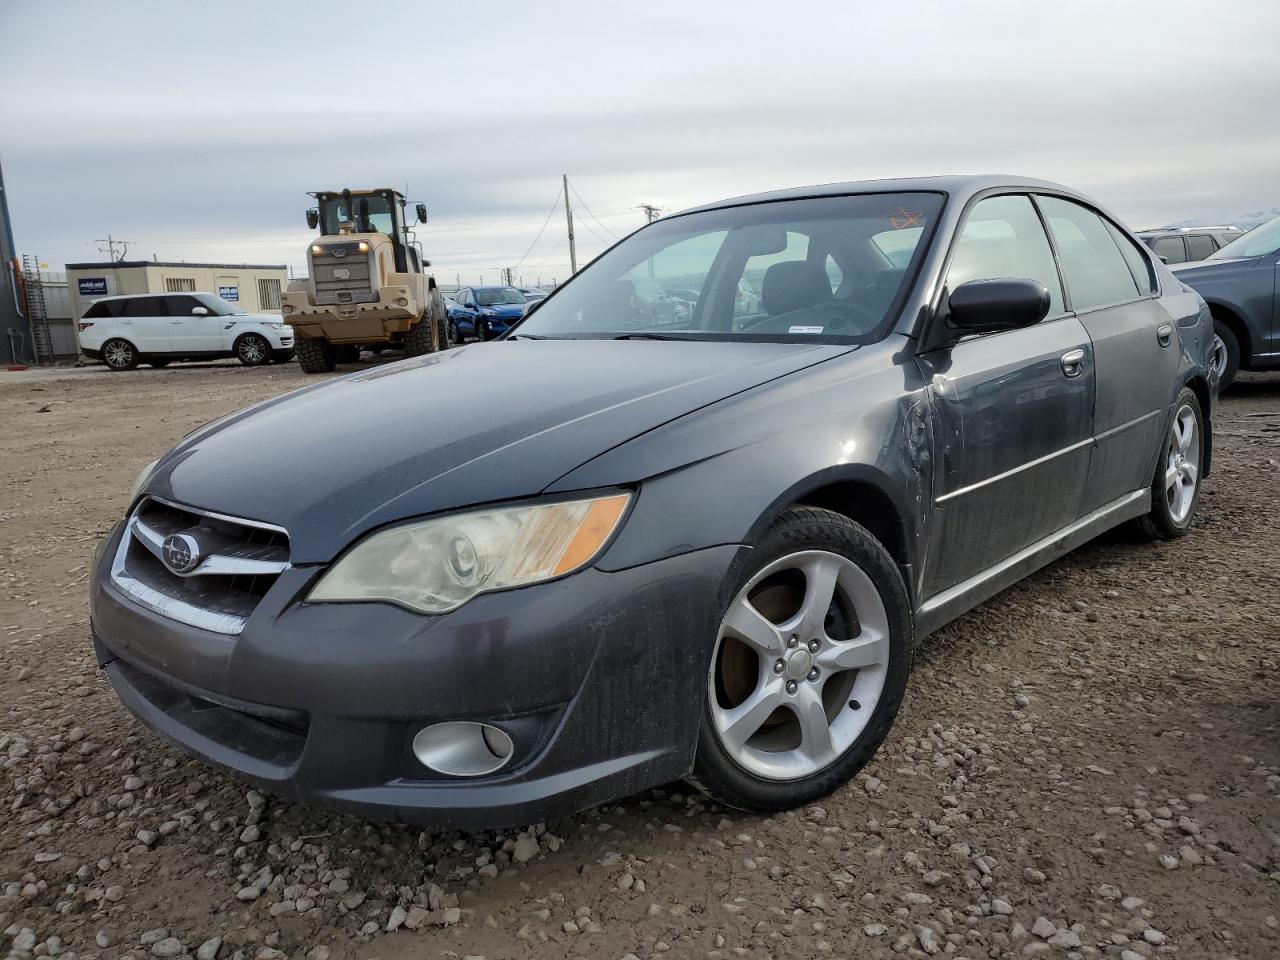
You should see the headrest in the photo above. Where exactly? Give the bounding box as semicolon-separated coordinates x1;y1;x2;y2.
761;261;831;316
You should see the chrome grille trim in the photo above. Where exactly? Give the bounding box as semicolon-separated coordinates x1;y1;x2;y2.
107;497;291;636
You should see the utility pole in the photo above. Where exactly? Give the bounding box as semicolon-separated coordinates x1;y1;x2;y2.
96;234;129;262
638;203;662;224
563;174;578;275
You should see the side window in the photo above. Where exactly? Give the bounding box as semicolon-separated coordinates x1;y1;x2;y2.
1186;234;1217;261
121;297;165;318
84;302;109;319
165;296;204;316
1105;222;1157;295
1036;196;1139;312
1151;236;1186;265
946;194;1065;319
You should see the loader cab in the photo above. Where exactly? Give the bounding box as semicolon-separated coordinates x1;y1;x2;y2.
311;189;426;273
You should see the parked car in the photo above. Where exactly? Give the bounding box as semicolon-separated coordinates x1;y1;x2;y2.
447;286;527;341
518;287;549;302
1136;226;1244;265
79;293;294;370
92;176;1214;829
1170;214;1280;388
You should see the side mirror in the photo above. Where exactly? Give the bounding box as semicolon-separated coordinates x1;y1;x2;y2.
306;208;319;230
947;278;1049;334
1157;254;1169;264
416;203;428;224
191;306;210;316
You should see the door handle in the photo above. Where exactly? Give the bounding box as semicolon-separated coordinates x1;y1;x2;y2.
1156;323;1173;347
1061;348;1086;378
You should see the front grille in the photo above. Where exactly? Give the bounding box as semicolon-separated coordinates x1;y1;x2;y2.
311;243;377;306
108;497;290;635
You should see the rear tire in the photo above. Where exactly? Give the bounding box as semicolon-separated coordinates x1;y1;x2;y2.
235;333;271;366
1135;387;1204;541
403;319;435;356
690;506;913;812
102;338;138;371
296;338;335;374
1211;319;1239;390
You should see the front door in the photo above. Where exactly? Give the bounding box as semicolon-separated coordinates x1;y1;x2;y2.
1036;196;1178;512
164;295;226;352
918;193;1095;596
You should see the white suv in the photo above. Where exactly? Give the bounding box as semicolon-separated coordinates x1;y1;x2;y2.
79;293;295;371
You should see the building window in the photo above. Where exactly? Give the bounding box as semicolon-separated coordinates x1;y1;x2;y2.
258;278;283;311
164;277;196;292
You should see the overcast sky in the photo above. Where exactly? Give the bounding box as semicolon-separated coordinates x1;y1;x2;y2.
2;0;1277;285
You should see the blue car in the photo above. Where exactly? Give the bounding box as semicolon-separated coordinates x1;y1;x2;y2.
447;286;528;342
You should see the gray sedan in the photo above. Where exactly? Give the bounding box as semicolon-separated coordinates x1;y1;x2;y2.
91;175;1215;828
1172;215;1280;387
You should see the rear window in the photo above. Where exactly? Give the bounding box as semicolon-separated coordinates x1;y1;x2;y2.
83;301;115;319
1186;234;1217;260
120;297;166;318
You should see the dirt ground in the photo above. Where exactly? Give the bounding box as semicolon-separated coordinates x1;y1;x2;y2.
1;359;1277;960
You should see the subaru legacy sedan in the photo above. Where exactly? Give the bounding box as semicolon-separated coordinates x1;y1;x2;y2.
91;176;1215;829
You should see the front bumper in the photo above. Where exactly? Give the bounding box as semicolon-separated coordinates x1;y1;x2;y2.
90;519;738;829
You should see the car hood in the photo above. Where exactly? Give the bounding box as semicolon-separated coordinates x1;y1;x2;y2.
1170;257;1251;276
148;340;849;561
479;304;526;318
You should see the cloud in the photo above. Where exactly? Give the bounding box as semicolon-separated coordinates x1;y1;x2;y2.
2;0;1277;280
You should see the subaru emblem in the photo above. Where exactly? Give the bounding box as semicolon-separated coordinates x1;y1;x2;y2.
161;533;202;575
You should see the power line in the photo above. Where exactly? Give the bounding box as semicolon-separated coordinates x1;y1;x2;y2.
512;184;565;270
567;180;621;240
637;203;663;224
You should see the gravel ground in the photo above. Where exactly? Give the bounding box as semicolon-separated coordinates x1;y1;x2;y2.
1;360;1277;960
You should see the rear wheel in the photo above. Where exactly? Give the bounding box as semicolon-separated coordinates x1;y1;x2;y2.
235;333;271;366
296;338;335;374
1135;387;1203;540
102;338;138;371
1211;319;1239;390
690;506;912;812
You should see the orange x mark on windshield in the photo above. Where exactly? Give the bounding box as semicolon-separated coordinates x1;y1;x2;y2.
889;208;923;229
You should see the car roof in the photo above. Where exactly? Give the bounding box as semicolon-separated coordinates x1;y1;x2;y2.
88;292;210;302
676;174;1076;216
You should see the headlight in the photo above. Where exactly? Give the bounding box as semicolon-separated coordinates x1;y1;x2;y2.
358;241;370;252
311;244;323;255
130;458;159;501
266;322;284;330
308;493;631;614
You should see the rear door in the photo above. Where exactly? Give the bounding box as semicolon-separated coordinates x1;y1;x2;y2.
1036;195;1176;513
118;297;172;352
919;193;1095;595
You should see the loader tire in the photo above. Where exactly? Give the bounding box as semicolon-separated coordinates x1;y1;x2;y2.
296;338;335;374
403;318;436;356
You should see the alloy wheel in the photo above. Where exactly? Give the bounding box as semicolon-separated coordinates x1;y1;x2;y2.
709;550;890;781
1164;403;1200;524
104;341;133;369
239;336;267;364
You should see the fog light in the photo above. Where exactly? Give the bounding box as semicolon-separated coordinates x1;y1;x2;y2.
395;297;409;307
412;721;513;777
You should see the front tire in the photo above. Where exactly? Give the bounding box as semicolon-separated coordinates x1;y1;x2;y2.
1211;319;1239;390
102;338;138;371
403;319;436;356
1135;387;1204;540
235;333;271;366
296;338;335;374
690;506;913;812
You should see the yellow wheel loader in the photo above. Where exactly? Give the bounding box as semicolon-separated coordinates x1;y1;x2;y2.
282;188;450;373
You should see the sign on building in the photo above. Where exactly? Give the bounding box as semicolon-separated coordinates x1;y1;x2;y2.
218;285;240;302
78;277;108;296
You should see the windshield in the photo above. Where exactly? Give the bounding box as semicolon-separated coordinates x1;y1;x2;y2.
320;194;396;235
514;192;943;343
1209;215;1280;260
475;286;527;306
195;293;246;316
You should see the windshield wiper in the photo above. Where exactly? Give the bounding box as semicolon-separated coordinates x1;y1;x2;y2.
507;333;561;340
612;332;693;341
